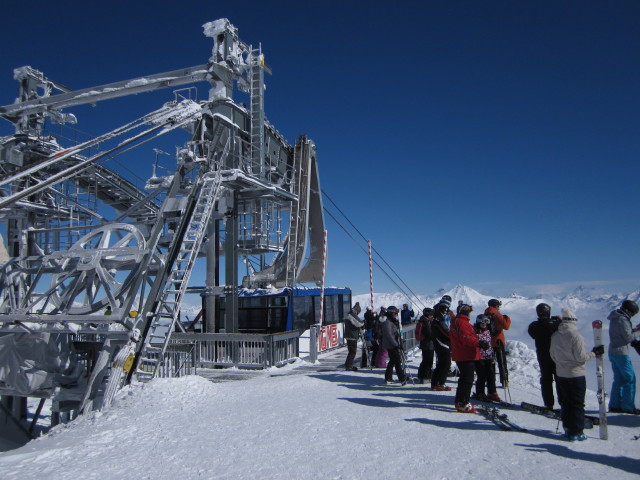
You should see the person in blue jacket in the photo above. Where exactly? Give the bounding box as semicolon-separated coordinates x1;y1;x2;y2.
401;304;415;326
608;300;640;414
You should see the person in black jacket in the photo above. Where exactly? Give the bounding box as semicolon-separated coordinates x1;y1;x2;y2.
361;307;378;368
431;301;453;391
528;303;561;409
416;308;435;383
344;302;364;371
381;306;406;385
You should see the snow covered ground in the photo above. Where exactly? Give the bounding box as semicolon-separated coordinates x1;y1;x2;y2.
1;341;639;480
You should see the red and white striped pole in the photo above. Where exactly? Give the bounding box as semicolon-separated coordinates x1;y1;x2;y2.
318;230;328;326
368;240;374;310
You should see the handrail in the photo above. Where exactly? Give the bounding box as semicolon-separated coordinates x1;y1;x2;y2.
157;331;300;373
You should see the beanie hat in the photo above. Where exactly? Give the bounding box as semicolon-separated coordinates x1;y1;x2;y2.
353;302;361;314
561;307;577;321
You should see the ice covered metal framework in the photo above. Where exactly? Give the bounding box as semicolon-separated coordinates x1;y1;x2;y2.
0;19;327;423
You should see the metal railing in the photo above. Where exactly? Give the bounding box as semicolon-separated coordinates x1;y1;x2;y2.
164;331;300;372
152;343;197;378
147;325;414;379
400;323;420;354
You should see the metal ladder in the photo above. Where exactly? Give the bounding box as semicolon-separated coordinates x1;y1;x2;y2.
137;172;223;378
250;49;264;175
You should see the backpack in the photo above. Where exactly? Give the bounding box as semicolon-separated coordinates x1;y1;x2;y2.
415;317;432;342
372;316;383;340
415;320;423;341
485;313;499;338
364;309;376;330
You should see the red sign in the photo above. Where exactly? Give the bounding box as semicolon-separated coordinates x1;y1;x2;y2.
318;324;340;352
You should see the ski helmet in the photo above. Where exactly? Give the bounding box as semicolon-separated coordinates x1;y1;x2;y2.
536;303;551;318
621;300;639;317
475;314;489;325
458;304;473;315
440;295;452;307
434;302;449;315
423;307;434;316
488;299;502;308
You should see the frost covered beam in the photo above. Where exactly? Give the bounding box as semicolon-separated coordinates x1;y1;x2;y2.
0;64;217;121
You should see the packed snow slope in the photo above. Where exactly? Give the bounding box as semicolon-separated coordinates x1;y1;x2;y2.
1;342;639;480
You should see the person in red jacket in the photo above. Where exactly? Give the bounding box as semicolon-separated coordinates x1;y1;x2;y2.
484;299;511;387
451;304;488;413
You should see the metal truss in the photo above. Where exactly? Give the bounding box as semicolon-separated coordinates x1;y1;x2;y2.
0;19;327;410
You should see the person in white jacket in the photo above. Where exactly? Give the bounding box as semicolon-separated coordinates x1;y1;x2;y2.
550;308;604;441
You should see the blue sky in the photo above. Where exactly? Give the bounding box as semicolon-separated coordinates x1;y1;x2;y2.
1;1;639;298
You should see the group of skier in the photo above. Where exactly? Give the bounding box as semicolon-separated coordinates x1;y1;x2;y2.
528;299;640;441
344;295;640;442
345;296;512;413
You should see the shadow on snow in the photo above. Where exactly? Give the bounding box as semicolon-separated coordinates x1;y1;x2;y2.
516;443;640;476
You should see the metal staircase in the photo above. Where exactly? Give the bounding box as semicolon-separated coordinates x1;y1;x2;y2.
136;172;223;378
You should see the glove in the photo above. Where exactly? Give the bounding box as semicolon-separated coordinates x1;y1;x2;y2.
630;339;640;356
479;340;490;350
592;345;605;356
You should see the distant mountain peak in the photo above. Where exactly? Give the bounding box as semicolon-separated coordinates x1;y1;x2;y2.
352;284;640;320
563;284;598;303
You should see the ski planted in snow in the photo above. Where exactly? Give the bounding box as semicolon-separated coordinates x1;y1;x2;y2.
477;405;528;432
520;402;596;428
592;320;609;440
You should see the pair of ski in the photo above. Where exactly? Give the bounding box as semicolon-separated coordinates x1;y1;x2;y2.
477;404;528;432
478;398;598;430
477;319;608;439
520;402;598;429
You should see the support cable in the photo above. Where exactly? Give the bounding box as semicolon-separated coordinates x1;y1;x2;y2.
322;189;427;310
322;201;427;311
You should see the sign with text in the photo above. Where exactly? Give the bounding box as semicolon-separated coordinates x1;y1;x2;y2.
318;323;343;352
